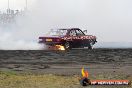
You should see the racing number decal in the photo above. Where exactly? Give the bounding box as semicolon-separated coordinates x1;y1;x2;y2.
62;36;95;41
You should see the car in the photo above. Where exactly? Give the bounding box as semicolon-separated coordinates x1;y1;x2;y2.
39;28;97;50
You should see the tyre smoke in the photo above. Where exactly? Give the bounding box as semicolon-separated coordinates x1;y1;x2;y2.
0;27;43;50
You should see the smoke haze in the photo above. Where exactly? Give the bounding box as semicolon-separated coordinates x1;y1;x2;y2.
0;0;132;50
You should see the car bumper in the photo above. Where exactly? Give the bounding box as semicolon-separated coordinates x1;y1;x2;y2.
39;41;63;46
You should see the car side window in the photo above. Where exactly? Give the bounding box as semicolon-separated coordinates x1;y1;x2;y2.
76;30;85;36
69;30;76;36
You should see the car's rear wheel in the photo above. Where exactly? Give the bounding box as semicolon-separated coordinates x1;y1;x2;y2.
64;41;71;50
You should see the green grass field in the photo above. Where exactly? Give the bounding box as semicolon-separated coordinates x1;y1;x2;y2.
0;71;131;88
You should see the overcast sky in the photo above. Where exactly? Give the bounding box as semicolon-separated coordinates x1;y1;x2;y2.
31;0;132;42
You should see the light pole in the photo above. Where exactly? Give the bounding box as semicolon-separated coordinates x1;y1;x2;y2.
7;0;10;14
8;0;9;9
25;0;28;10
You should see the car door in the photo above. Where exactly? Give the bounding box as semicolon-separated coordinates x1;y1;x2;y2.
68;29;79;48
75;29;86;47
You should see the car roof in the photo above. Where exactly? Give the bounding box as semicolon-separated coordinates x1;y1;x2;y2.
58;28;80;30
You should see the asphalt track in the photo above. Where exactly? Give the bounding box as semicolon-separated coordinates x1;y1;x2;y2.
0;48;132;75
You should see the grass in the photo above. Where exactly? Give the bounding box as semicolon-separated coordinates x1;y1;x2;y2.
0;71;131;88
0;71;79;88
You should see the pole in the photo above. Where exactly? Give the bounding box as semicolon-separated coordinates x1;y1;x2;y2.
26;0;27;10
7;0;10;14
8;0;9;9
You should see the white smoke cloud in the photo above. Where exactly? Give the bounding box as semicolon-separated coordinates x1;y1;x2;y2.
0;27;43;50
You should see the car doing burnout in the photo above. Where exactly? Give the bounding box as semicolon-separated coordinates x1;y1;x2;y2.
39;28;97;50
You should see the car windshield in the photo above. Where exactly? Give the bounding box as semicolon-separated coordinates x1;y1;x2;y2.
47;29;68;36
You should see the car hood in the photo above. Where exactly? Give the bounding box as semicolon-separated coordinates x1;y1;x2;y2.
39;35;65;38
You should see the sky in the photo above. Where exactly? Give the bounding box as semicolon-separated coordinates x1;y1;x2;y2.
0;0;132;49
32;0;132;42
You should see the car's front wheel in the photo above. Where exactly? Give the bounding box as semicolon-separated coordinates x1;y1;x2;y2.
88;42;93;49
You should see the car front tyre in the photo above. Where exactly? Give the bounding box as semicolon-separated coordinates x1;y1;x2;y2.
88;42;93;50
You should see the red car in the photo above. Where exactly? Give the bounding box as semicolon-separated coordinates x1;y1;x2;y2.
39;28;97;50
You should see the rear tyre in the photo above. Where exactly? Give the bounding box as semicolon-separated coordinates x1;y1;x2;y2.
64;41;71;50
